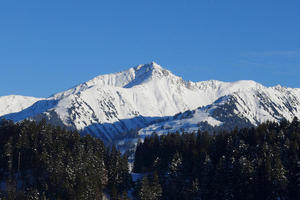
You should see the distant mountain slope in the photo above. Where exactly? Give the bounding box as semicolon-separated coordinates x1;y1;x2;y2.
139;87;300;136
0;95;43;116
1;62;300;143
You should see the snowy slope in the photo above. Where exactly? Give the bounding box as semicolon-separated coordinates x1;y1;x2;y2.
138;108;223;137
139;85;300;136
0;95;43;116
2;62;300;143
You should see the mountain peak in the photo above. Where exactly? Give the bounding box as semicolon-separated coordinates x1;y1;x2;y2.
53;62;171;98
134;61;163;71
150;61;162;68
122;62;172;88
133;62;173;78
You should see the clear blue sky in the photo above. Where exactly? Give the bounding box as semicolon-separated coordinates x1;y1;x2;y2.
1;1;300;97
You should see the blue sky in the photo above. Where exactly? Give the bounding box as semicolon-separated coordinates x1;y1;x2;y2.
0;1;300;97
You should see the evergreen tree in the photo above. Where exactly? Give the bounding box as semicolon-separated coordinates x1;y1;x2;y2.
118;191;130;200
25;188;40;200
296;161;300;199
151;172;162;200
138;176;151;200
165;152;184;199
271;155;287;199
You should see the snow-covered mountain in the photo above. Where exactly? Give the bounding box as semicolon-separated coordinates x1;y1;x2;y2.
1;62;300;143
139;87;300;136
0;95;43;116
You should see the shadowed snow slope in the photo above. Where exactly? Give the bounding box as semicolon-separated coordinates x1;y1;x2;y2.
1;62;300;143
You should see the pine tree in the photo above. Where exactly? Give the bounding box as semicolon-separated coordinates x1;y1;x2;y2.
133;140;144;173
110;186;118;200
118;191;130;200
136;173;162;200
271;155;288;199
199;154;212;200
151;172;162;200
107;146;121;192
168;152;183;178
165;152;184;199
6;178;17;200
233;156;254;200
25;188;40;200
254;154;273;199
119;155;132;192
210;156;230;200
138;176;151;200
4;137;13;174
296;161;300;199
187;178;201;200
5;137;16;200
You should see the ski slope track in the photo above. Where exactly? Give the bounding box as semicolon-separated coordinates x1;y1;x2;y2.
1;62;300;144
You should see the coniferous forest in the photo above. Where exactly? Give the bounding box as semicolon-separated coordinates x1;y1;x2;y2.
0;119;131;200
133;119;300;200
0;119;299;199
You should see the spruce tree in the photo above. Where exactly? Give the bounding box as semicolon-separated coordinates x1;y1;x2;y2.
296;161;300;199
118;191;130;200
151;172;162;200
271;155;287;199
138;176;151;200
165;152;184;199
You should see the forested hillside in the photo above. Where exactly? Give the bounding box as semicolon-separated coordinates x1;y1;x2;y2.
134;119;300;200
0;119;131;200
1;118;300;200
